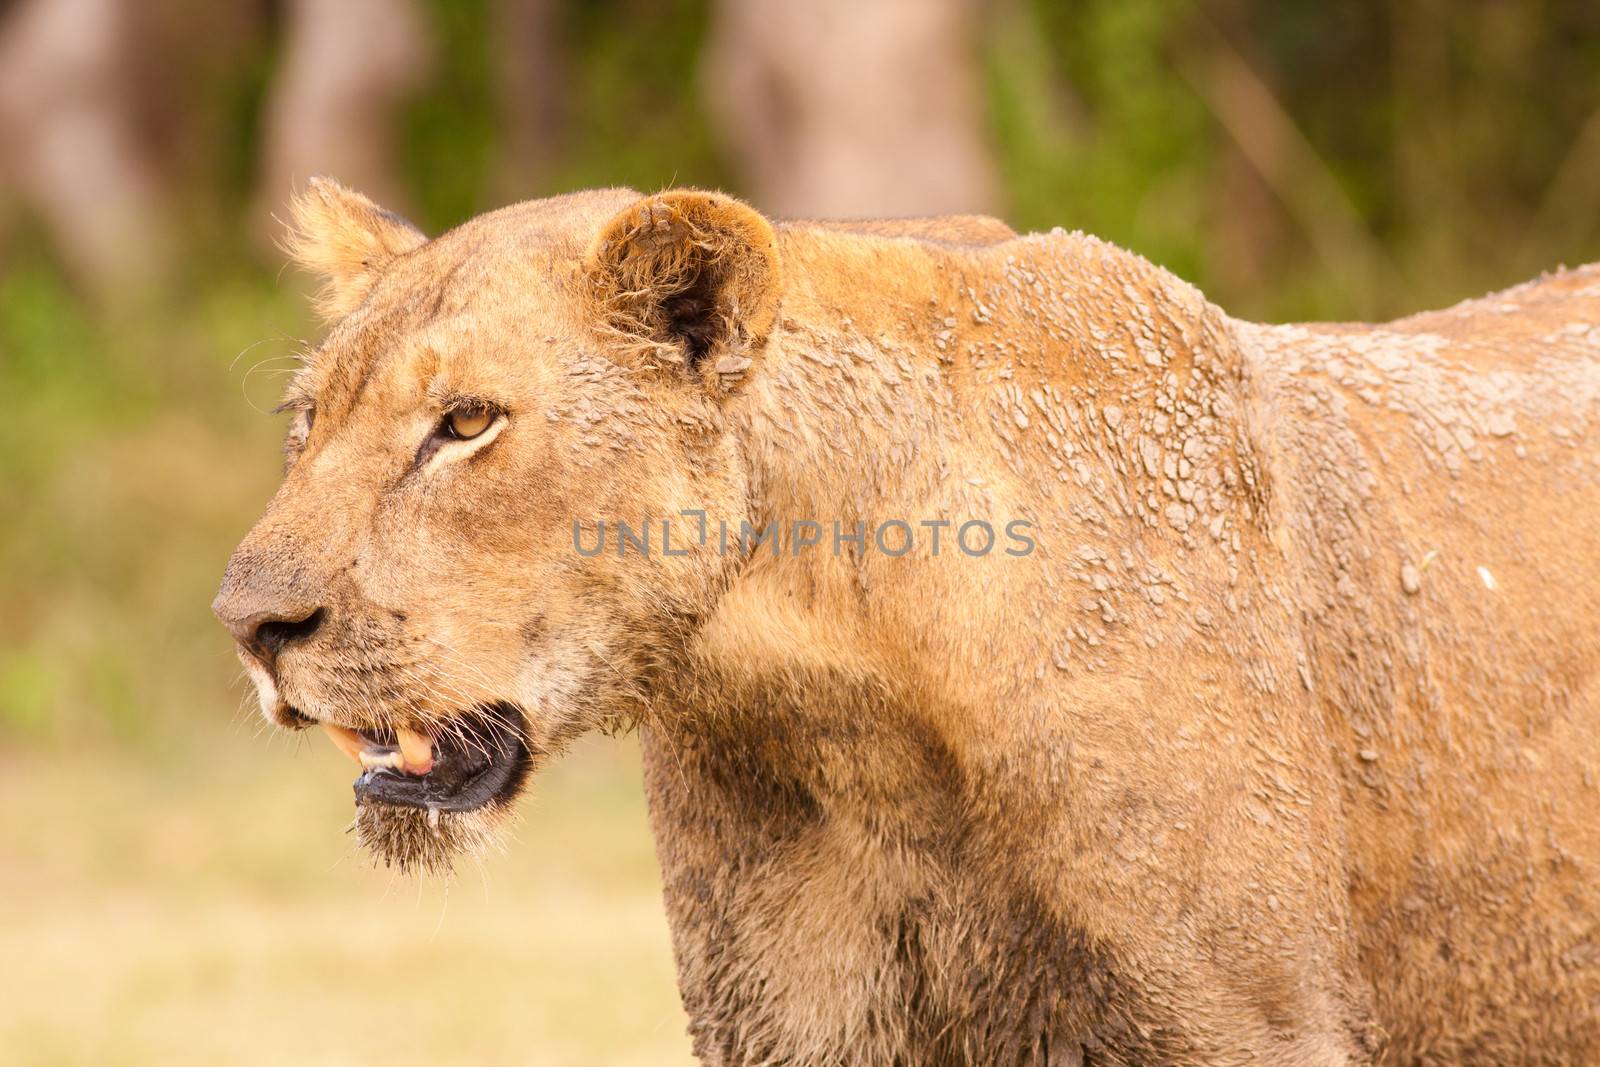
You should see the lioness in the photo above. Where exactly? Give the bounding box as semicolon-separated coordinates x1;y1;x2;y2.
215;179;1600;1065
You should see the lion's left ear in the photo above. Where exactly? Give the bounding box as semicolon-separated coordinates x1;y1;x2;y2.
283;177;427;321
584;190;781;392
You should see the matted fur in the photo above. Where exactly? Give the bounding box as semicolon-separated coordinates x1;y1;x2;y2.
216;179;1600;1065
352;802;509;876
583;190;781;386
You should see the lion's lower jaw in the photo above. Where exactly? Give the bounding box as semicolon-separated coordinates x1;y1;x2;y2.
353;801;513;876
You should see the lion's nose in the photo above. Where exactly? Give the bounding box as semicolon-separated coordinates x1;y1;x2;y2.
215;599;327;669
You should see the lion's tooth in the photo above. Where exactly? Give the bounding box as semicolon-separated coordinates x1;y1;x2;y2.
358;747;406;770
321;723;366;764
397;726;435;775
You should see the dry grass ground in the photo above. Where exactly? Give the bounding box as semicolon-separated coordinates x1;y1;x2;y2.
0;732;696;1067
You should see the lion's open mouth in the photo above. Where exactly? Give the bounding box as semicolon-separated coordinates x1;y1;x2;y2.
319;704;533;814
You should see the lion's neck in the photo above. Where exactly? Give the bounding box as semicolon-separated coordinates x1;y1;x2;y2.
640;234;1276;1061
732;226;1255;534
677;230;1266;773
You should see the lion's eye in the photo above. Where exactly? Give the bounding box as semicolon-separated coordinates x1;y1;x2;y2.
443;407;494;440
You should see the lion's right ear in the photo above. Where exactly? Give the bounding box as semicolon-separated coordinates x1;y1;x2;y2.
283;177;427;321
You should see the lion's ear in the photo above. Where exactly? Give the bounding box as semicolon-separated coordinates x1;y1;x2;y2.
584;190;781;392
283;177;427;321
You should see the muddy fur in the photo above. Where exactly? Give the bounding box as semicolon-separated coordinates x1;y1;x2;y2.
216;180;1600;1065
353;801;509;876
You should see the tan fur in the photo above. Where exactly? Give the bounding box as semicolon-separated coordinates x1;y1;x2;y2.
584;189;782;384
800;214;1017;246
217;180;1600;1065
281;176;427;320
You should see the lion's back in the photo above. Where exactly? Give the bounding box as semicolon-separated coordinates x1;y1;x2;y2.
1243;264;1600;1062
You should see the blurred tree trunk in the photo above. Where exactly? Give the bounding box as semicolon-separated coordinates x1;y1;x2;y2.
703;0;999;219
1209;142;1281;303
492;0;565;199
1177;9;1389;317
1390;0;1455;281
258;0;432;221
0;0;174;297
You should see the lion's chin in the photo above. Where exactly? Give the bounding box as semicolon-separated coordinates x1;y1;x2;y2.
353;801;513;875
313;702;536;874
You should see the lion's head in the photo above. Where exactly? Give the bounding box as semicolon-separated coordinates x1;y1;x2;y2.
214;179;782;872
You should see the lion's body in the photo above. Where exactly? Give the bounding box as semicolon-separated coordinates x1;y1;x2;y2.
644;224;1600;1063
220;184;1600;1065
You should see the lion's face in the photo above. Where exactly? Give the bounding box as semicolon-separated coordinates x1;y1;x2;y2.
214;182;781;871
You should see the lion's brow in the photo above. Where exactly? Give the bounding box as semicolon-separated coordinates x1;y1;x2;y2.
302;318;399;416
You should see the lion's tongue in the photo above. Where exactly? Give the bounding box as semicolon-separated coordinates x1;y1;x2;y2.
321;722;435;775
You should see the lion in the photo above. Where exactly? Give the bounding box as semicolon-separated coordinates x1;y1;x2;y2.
214;178;1600;1065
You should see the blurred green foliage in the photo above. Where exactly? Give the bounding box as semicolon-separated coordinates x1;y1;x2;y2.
2;0;1599;748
